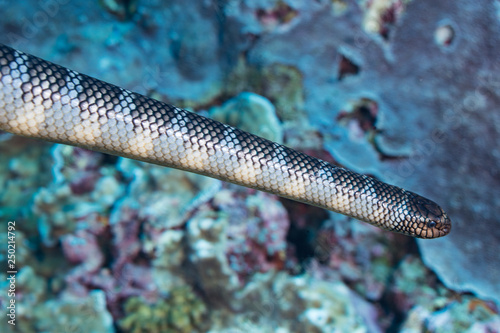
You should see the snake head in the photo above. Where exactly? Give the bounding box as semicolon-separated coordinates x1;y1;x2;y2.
408;195;451;239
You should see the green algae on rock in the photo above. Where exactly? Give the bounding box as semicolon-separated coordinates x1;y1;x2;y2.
119;286;208;333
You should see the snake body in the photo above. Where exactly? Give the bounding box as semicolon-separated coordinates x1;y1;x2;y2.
0;43;450;238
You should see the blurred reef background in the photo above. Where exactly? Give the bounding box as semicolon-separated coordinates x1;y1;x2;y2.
0;0;499;332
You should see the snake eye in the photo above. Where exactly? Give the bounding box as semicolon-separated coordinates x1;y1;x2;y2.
427;221;437;228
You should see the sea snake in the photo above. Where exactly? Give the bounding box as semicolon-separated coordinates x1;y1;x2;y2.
0;43;451;239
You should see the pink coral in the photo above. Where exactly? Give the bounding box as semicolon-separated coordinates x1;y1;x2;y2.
61;230;104;282
213;188;290;280
60;204;157;319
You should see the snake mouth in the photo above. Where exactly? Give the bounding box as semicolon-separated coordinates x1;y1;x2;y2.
437;225;450;237
437;213;452;237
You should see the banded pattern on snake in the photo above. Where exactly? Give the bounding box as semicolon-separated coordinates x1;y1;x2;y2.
0;43;451;238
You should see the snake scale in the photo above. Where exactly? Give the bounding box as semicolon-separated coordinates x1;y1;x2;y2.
0;43;450;238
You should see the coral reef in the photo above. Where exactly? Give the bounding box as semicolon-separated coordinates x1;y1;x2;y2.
209;92;283;143
0;136;50;225
216;271;375;333
35;290;114;333
114;157;221;230
212;187;290;280
400;296;500;333
243;0;500;306
151;188;290;300
0;268;114;333
119;286;207;333
100;0;138;20
358;0;413;39
186;210;240;303
34;145;123;246
0;0;499;332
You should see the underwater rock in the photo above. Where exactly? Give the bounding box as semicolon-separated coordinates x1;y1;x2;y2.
61;230;105;283
151;229;187;293
223;60;306;136
212;187;290;280
59;198;157;318
399;0;500;307
0;229;34;269
152;188;290;303
0;267;47;333
34;290;114;333
387;256;450;314
34;145;124;246
119;286;208;333
308;212;404;302
168;3;218;81
186;210;240;304
114;157;220;230
227;271;375;333
359;0;412;39
246;0;500;306
225;0;316;34
400;296;500;333
99;0;138;20
1;0;500;331
259;64;305;122
0;137;50;223
209;92;284;143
